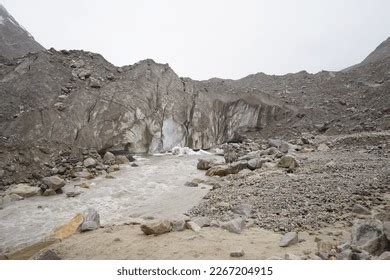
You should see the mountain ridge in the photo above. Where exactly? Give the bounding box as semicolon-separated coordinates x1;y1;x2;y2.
0;4;44;59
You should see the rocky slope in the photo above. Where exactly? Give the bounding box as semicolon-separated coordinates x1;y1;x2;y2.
0;4;44;59
345;37;390;71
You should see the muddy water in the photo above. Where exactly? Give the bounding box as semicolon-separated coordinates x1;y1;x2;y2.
0;153;215;254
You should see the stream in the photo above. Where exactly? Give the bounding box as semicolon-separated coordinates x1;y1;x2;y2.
0;152;215;253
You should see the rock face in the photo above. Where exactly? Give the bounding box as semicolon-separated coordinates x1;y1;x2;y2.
0;5;44;59
0;50;289;159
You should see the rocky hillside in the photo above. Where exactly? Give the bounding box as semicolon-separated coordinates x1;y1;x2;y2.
344;37;390;71
0;4;44;59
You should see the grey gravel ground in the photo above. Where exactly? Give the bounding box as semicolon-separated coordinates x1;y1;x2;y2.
190;132;390;232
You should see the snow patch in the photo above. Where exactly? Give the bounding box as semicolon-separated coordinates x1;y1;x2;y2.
171;146;212;156
0;15;4;25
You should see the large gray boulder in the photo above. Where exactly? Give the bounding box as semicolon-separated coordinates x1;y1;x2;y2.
42;176;66;191
80;208;100;232
247;158;263;170
83;157;97;168
278;155;299;170
279;232;299;247
221;218;245;234
232;203;253;217
197;159;214;170
103;151;116;164
351;219;388;255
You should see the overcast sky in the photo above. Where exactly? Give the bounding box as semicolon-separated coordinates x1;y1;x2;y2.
2;0;390;80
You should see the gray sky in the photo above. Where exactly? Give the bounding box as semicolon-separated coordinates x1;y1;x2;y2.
2;0;390;80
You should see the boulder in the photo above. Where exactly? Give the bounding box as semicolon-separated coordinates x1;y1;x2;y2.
224;149;239;163
229;161;248;173
206;161;248;176
115;155;129;165
78;182;92;189
80;208;100;232
65;190;82;198
52;213;83;239
284;253;302;260
230;249;245;258
170;217;186;231
215;148;224;156
33;249;61;260
141;220;172;235
301;133;314;144
77;69;92;79
8;184;40;198
184;181;198;187
107;165;120;173
42;189;56;196
279;232;299;247
247;158;263;170
197;159;214;170
278;155;299;170
42;175;66;191
351;219;388;255
279;143;290;153
103;152;115;164
268;138;283;148
263;147;280;156
377;251;390;260
54;102;65;111
232;203;252;217
317;143;330;151
221;218;245;234
89;77;101;88
383;221;390;241
352;204;371;215
74;170;94;179
83;157;97;168
263;162;277;169
239;150;261;161
186;221;201;233
9;193;23;201
0;169;5;178
206;165;231;176
191;217;211;228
